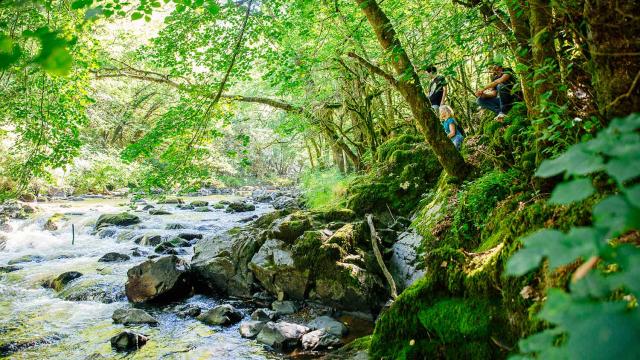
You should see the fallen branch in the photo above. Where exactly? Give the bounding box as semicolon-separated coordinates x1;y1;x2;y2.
366;214;398;299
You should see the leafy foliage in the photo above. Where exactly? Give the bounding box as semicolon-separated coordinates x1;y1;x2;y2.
506;113;640;359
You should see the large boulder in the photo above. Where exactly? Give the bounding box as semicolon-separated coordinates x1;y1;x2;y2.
112;308;158;326
301;329;342;350
8;255;44;265
256;321;310;350
310;262;384;312
98;252;131;263
125;255;192;304
239;320;266;338
45;271;83;291
58;277;125;303
197;304;243;326
225;201;256;213
110;331;148;351
249;239;309;300
149;209;172;215
270;214;312;243
272;300;298;315
134;233;163;246
95;213;140;229
390;230;426;291
251;308;279;322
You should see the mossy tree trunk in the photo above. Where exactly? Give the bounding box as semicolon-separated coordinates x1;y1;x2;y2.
584;0;640;120
353;0;469;179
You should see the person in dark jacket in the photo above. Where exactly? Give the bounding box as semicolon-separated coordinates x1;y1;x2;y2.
422;65;448;112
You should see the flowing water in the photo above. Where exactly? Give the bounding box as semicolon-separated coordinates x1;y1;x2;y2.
0;195;283;359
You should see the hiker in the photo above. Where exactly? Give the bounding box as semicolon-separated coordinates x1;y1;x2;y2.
422;65;447;111
476;62;517;122
439;105;464;150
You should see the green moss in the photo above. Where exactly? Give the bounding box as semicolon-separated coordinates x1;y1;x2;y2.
418;298;493;342
95;212;140;229
291;231;342;271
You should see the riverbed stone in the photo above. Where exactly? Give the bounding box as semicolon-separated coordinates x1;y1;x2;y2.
251;308;279;322
58;277;125;303
110;331;148;351
175;304;201;318
177;233;203;241
0;265;21;273
125;255;192;304
98;252;131;262
249;239;309;300
270;214;312;243
43;213;65;231
239;320;265;338
112;308;158;326
225;201;255;213
95;213;140;229
301;329;342;350
168;237;191;247
149;209;172;215
272;300;298;315
194;206;212;212
135;233;163;246
154;242;187;255
8;255;44;265
157;197;183;204
97;227;117;239
197;304;243;326
389;230;425;291
45;271;83;291
190;200;208;207
307;316;348;337
256;321;310;350
165;223;185;230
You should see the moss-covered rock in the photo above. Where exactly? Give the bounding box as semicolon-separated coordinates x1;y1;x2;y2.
95;213;140;229
270;213;312;243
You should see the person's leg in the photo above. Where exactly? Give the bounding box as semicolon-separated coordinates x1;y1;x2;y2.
497;84;514;114
477;96;501;114
452;134;463;150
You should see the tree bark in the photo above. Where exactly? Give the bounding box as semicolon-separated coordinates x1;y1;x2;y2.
584;0;640;119
353;0;468;179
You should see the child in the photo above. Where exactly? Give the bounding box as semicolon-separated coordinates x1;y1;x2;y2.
439;105;464;150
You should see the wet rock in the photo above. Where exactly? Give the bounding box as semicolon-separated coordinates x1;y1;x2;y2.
0;200;37;219
157;197;183;204
194;206;212;212
0;265;21;273
256;321;309;350
58;278;125;303
168;237;191;247
177;233;203;241
311;262;383;312
142;205;154;211
112;308;158;326
251;308;279;322
125;255;192;304
197;304;243;326
149;209;172;215
134;233;163;246
110;331;148;351
307;316;348;337
43;213;65;231
46;271;83;291
272;196;299;210
178;204;195;210
7;255;44;265
165;223;185;230
154;242;187;255
389;230;425;291
239;215;258;223
211;203;225;209
301;329;342;350
252;190;279;203
131;248;147;257
175;304;201;318
98;252;131;263
272;300;298;315
97;228;117;239
249;239;309;300
0;216;12;232
19;193;36;202
252;291;275;308
239;320;265;338
95;213;140;229
270;214;312;243
225;201;255;213
190;200;208;207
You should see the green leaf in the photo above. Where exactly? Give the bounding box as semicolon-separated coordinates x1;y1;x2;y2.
549;178;594;205
606;154;640;183
535;145;603;178
131;12;143;20
625;184;640;208
518;328;563;354
593;195;640;236
505;229;563;276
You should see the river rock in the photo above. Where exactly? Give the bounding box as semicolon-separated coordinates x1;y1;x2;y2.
252;291;275;307
112;308;158;326
110;331;148;351
251;308;279;322
168;237;191;247
272;300;298;315
149;209;172;215
46;271;83;291
211;203;225;209
95;213;140;229
165;223;185;230
272;196;299;210
135;233;163;246
270;214;312;243
249;239;309;300
239;320;265;338
142;204;154;211
177;233;203;241
125;255;192;303
301;329;342;350
307;316;348;337
58;277;125;303
157;197;183;204
225;201;255;213
190;200;208;207
194;206;212;212
154;242;187;255
8;255;44;265
197;304;243;326
0;200;36;219
0;216;12;232
389;230;425;291
43;213;65;231
175;304;201;318
97;227;117;239
98;252;131;262
0;265;21;273
256;321;310;350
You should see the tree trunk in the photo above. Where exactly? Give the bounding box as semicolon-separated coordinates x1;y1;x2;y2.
354;0;468;179
584;0;640;120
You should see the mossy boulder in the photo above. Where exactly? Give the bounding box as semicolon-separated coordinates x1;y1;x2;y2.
249;239;310;300
125;255;192;303
345;136;442;215
190;200;208;207
270;213;312;243
157;197;183;204
45;271;83;292
43;213;66;231
95;213;140;229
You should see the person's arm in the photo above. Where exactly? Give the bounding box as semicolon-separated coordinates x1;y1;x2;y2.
476;73;511;96
448;122;456;138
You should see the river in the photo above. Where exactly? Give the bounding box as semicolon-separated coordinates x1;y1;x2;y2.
0;195;285;359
